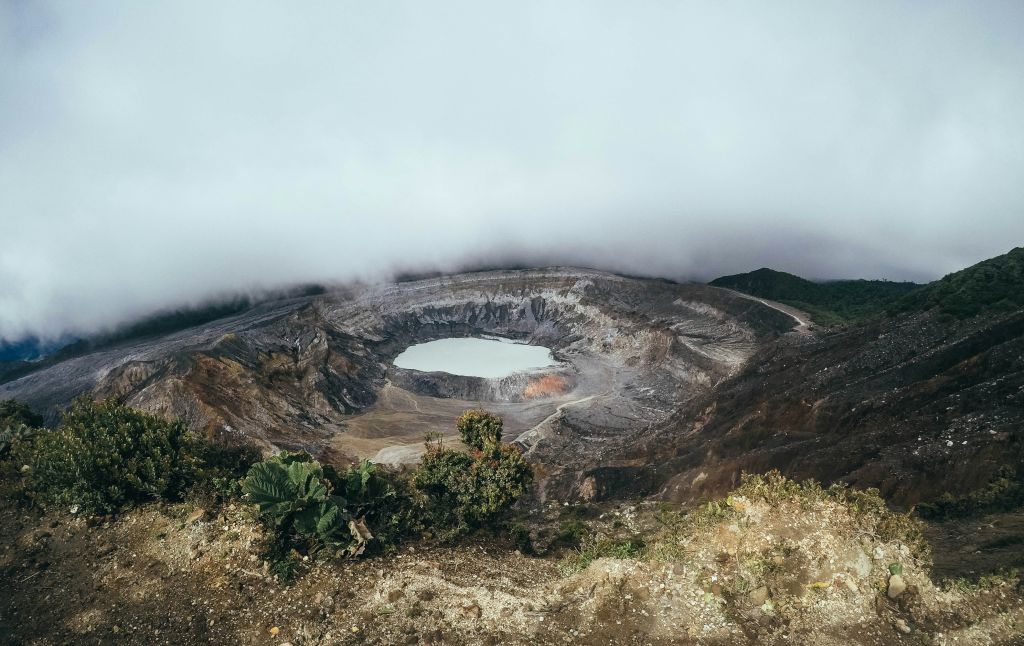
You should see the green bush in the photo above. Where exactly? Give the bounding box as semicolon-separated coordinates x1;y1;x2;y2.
11;397;201;514
188;437;263;505
414;424;532;537
0;423;35;459
243;452;420;559
243;451;358;555
456;410;503;450
244;410;533;571
325;459;421;549
0;400;44;459
552;519;590;549
559;536;645;574
0;399;44;429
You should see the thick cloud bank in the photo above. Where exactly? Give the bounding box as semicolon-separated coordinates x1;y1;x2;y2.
2;1;1023;342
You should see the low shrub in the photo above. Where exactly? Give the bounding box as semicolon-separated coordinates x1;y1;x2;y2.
0;400;43;460
553;519;589;549
6;398;260;514
324;459;421;550
243;452;421;561
559;536;646;574
243;451;360;556
11;397;202;514
414;433;532;538
735;470;928;559
187;437;263;505
0;423;35;459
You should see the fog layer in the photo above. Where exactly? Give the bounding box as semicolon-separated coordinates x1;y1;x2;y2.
2;2;1023;342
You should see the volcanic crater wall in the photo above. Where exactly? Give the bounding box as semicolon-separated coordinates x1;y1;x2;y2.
0;268;798;499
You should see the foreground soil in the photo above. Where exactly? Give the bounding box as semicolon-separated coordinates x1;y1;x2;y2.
2;493;1024;646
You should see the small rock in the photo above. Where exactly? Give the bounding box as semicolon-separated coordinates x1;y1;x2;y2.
461;603;482;619
887;574;907;599
748;586;769;605
894;618;911;634
185;508;206;525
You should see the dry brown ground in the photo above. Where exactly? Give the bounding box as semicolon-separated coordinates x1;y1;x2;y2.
2;493;1023;645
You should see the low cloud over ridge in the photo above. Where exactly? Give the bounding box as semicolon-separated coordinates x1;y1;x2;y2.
2;1;1023;342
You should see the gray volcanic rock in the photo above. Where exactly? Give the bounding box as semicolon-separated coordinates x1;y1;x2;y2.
631;308;1024;507
0;268;797;498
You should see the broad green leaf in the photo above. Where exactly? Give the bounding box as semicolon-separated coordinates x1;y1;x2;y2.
243;462;298;514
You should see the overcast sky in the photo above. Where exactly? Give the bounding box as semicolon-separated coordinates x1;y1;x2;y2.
2;1;1023;342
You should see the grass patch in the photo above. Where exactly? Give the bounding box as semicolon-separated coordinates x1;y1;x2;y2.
559;536;646;575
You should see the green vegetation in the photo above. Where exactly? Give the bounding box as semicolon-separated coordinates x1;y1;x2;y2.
0;396;532;580
0;399;44;429
414;424;533;538
6;397;257;514
734;470;928;559
891;246;1024;319
244;452;377;559
11;398;203;514
0;423;34;458
711;247;1024;325
237;410;531;576
456;409;504;450
565;471;930;573
243;452;421;561
189;437;263;505
709;268;920;326
559;536;645;574
0;399;45;458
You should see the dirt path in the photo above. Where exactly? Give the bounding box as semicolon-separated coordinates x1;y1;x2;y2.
719;288;814;333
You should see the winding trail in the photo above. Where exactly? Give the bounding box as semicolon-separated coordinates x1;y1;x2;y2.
720;289;813;333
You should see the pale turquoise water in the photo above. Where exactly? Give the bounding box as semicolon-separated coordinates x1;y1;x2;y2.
393;337;554;378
